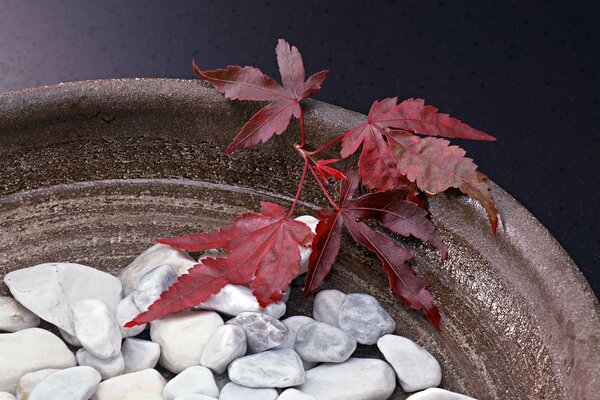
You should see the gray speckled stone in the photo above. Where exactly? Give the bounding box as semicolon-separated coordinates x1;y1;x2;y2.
228;349;305;388
278;389;317;400
377;334;442;392
312;289;346;327
163;366;219;400
200;324;247;374
0;297;39;332
29;367;101;400
296;358;396;400
295;322;356;363
227;312;287;353
132;264;178;312
219;382;277;400
337;293;395;345
406;388;477;400
76;349;124;380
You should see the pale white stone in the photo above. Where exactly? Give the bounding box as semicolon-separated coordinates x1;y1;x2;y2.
122;338;160;373
406;388;477;400
91;369;166;400
174;395;218;400
119;244;196;296
76;348;124;380
312;289;346;327
3;263;122;335
219;382;277;400
278;389;317;400
295;322;356;363
163;366;219;400
116;294;147;338
297;358;396;400
150;310;223;374
0;392;15;400
59;328;81;347
0;328;76;393
72;299;121;359
200;325;247;374
377;334;442;392
15;369;58;400
294;215;318;276
227;312;287;353
0;297;40;332
132;264;178;311
228;349;305;388
275;315;315;350
337;293;395;345
29;366;101;400
195;284;286;319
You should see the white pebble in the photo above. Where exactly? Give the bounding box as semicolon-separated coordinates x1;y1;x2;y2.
275;315;315;350
150;310;223;374
228;349;305;388
174;395;218;400
295;321;356;363
122;338;160;374
15;369;58;400
294;215;318;276
0;328;76;393
0;297;40;332
76;348;124;380
195;284;286;319
0;392;15;400
59;328;81;346
377;334;442;392
72;299;122;359
406;388;478;400
132;264;178;312
219;382;278;400
200;325;247;374
337;293;395;345
115;294;147;338
227;312;287;353
91;368;165;400
163;366;219;400
29;367;101;400
312;290;346;327
278;389;317;400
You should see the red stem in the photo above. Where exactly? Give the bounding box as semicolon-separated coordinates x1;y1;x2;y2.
307;163;339;209
310;130;349;156
299;108;306;148
287;160;309;217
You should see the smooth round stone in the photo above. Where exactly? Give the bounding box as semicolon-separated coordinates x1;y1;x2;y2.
163;366;219;400
406;388;477;400
118;244;197;296
312;290;346;327
3;263;122;335
116;294;147;338
0;297;40;332
0;328;76;393
337;293;396;345
76;349;124;380
0;392;15;400
200;325;247;374
59;328;81;346
195;284;286;319
150;310;223;374
219;382;278;400
296;358;396;400
132;264;178;312
278;389;317;400
122;338;160;374
174;395;218;400
228;349;305;388
377;334;442;392
227;312;287;353
91;369;166;400
275;316;315;350
72;299;122;359
294;215;318;276
295;322;356;363
29;367;101;400
16;369;58;400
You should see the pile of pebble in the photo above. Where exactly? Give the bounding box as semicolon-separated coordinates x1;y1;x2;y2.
0;216;477;400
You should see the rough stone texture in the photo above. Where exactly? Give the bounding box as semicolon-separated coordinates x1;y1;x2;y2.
163;366;219;400
76;349;125;380
0;78;597;400
122;338;160;374
405;388;477;400
295;321;356;363
150;310;223;373
71;299;122;359
28;367;101;400
91;369;166;400
132;264;178;312
227;312;287;353
0;328;77;393
312;289;346;327
219;382;278;400
337;293;396;345
0;297;39;332
200;324;247;374
15;369;58;400
228;349;305;388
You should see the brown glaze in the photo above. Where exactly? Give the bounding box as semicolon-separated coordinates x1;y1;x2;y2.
0;79;598;399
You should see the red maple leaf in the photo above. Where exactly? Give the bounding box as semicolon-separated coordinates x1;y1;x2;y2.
125;202;313;326
193;39;328;153
340;98;498;232
304;170;445;328
314;158;346;184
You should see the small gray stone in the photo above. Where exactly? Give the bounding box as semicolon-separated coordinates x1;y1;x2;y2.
0;392;15;400
278;389;317;400
227;312;287;353
76;348;124;380
228;349;305;388
406;388;477;400
195;284;286;319
122;338;160;373
297;358;396;400
163;366;219;400
219;382;278;400
377;334;442;392
295;322;356;363
72;299;122;359
312;290;346;327
0;297;40;332
133;264;178;312
275;315;315;350
115;294;147;338
337;293;395;345
200;325;247;374
29;367;101;400
16;369;59;400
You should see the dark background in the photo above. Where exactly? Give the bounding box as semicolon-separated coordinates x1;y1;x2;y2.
0;1;598;296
